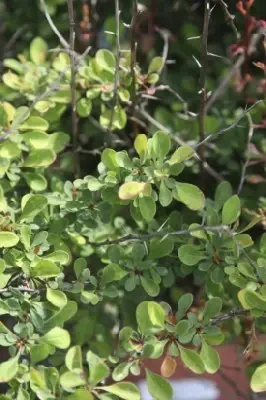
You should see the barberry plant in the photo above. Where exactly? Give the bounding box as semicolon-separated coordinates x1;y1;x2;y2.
0;0;266;399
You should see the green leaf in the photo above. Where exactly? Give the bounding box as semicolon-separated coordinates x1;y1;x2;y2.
148;57;164;74
66;346;82;373
21;195;48;221
244;290;266;311
0;232;19;248
67;389;93;400
11;107;30;129
168;146;194;165
159;181;173;207
214;181;233;210
95;49;115;71
145;369;173;400
0;353;19;382
136;301;165;334
49;132;70;153
31;260;60;278
47;288;67;309
101;383;140;400
86;176;103;191
149;237;174;259
200;340;220;373
222;195;241;225
178;245;205;266
40;327;70;349
250;364;266;393
178;293;193;316
30;37;48;64
174;183;205;210
60;371;85;389
87;351;110;385
101;148;119;171
0;274;11;289
0;142;21;159
23;149;56;167
203;297;223;323
119;182;147;200
179;345;205;374
152;131;171;160
30;343;51;364
139;196;156;221
134;134;147;159
140;277;160;297
20;116;49;131
81;291;99;305
77;98;92;117
43;250;69;265
23;131;49;149
24;173;47;192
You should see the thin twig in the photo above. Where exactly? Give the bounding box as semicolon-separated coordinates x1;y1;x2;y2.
40;0;70;49
206;28;266;112
198;0;210;179
210;308;249;325
154;27;170;75
108;0;121;131
216;0;239;40
130;0;138;130
237;113;254;195
67;0;80;178
195;100;263;149
87;224;229;247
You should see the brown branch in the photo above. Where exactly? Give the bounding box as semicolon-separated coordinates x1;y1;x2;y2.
206;28;266;113
67;0;80;178
216;0;239;40
108;0;120;131
87;225;229;247
130;0;138;133
237;113;254;195
40;0;70;49
198;0;211;182
210;308;250;325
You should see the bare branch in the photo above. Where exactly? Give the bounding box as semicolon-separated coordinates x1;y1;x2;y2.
40;0;70;49
210;308;249;325
108;0;121;131
195;100;263;149
237;113;254;195
198;0;210;180
216;0;239;40
130;0;138;128
67;0;80;177
206;28;266;112
87;224;230;247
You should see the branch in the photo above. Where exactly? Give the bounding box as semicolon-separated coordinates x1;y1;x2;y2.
216;0;239;40
87;224;229;247
67;0;80;178
195;100;263;149
210;308;250;325
237;113;254;195
108;0;120;131
40;0;70;49
206;28;266;112
198;0;210;174
130;0;138;128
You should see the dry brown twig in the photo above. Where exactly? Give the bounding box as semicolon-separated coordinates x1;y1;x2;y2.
67;0;80;178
